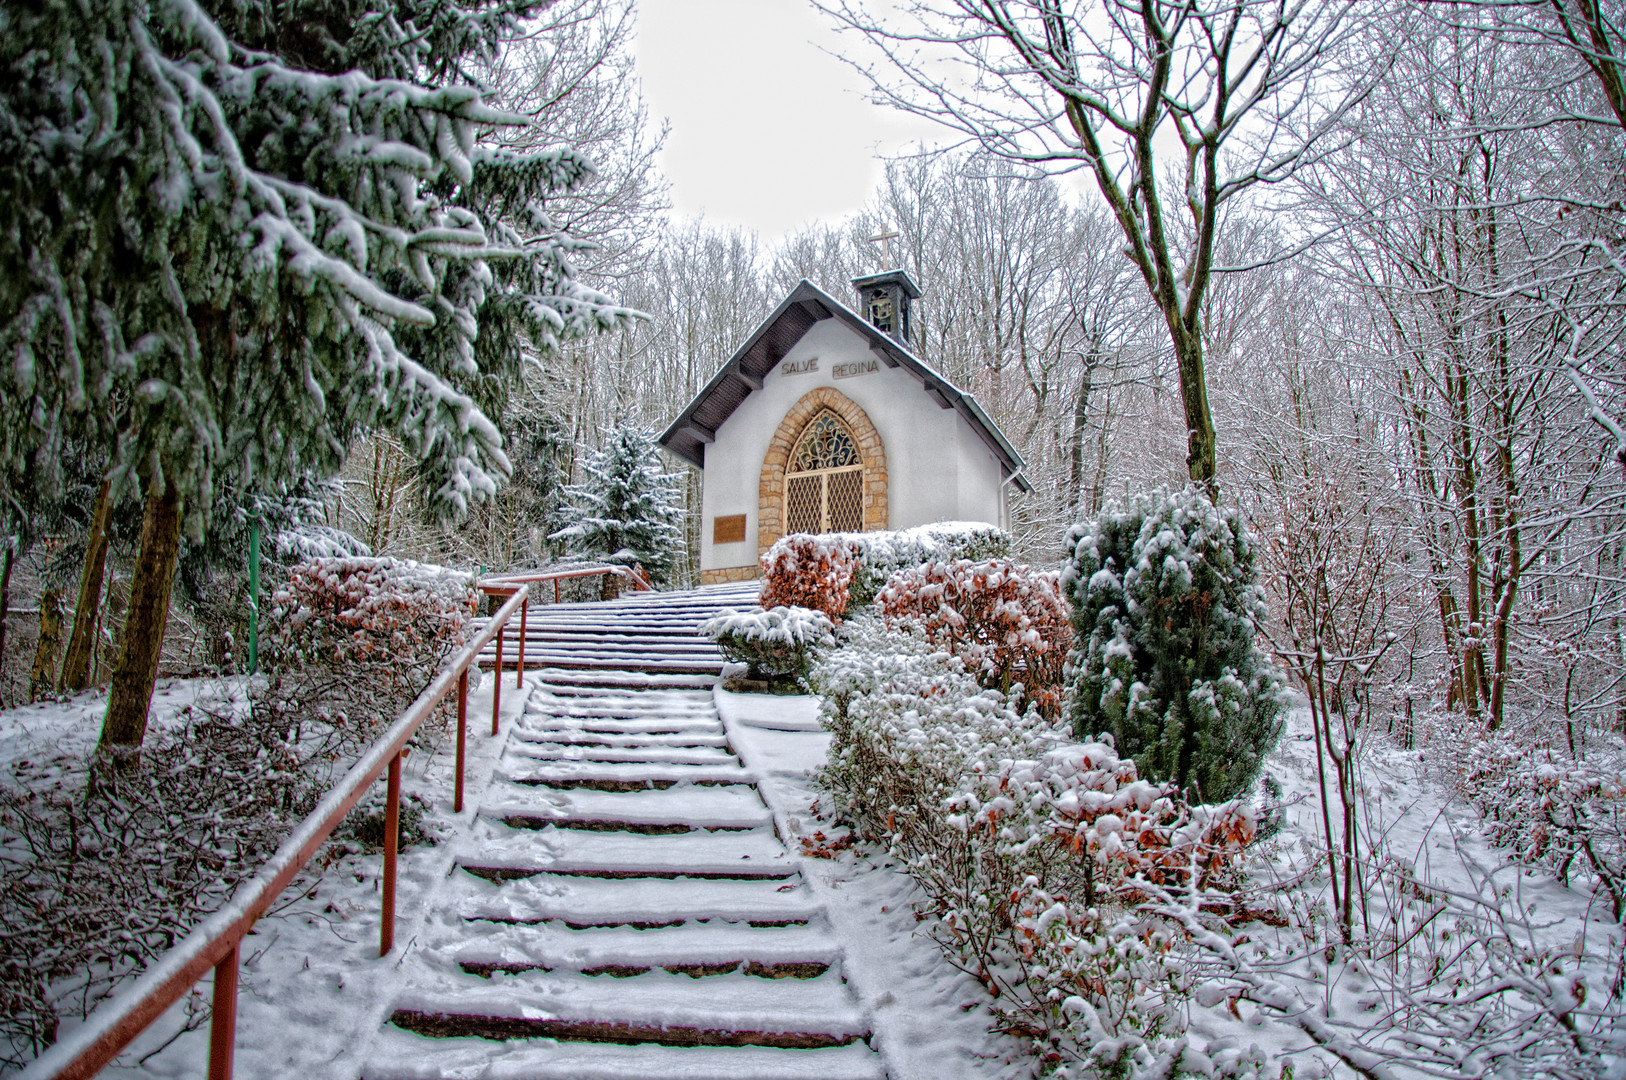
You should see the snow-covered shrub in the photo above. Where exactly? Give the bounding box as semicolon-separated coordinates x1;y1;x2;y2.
1064;486;1285;802
0;702;331;1067
267;557;475;671
260;557;476;751
878;558;1071;717
759;533;860;620
758;523;1013;618
1463;736;1626;920
700;606;835;682
812;616;1254;1072
844;521;1012;608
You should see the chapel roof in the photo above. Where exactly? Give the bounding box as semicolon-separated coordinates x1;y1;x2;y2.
658;279;1030;492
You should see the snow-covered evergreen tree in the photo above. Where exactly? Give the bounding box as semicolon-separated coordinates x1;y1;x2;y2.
1062;486;1285;802
0;0;634;759
553;428;685;586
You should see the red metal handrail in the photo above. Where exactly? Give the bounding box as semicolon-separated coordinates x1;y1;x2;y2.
475;565;651;690
482;561;654;603
19;585;531;1080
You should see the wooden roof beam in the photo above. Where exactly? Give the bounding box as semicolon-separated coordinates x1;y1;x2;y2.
726;367;763;391
680;421;716;444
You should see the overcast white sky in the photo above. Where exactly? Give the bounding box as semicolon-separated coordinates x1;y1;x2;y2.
633;0;943;243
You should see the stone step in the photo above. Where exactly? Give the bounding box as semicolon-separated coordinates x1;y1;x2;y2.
510;729;731;751
497;760;750;790
451;872;822;929
480;780;772;832
363;1028;884;1079
484;656;726;675
389;968;869;1050
496;635;724;653
513;715;726;738
529;671;721;693
456;824;794;880
503;743;738;766
448;920;840;979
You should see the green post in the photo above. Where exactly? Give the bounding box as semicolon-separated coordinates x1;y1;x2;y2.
247;511;261;675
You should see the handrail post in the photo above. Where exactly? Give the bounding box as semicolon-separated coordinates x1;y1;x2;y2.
491;625;504;735
516;600;526;688
207;942;239;1080
454;668;468;813
16;586;533;1080
380;751;401;957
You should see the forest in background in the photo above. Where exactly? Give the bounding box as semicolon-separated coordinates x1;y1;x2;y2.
4;0;1625;759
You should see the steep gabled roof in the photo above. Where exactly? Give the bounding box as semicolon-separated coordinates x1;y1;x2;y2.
658;279;1030;492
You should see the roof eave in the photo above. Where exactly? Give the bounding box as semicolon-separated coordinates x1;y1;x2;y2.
659;278;1029;489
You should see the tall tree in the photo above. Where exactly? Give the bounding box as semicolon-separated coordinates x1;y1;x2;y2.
0;0;631;764
818;0;1390;492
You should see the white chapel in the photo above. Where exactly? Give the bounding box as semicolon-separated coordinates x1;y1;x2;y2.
660;271;1030;585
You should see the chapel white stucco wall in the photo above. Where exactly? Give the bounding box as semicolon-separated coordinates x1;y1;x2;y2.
698;318;1009;572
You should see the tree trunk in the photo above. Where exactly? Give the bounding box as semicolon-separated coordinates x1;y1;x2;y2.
0;539;13;706
28;588;63;701
97;472;184;767
1172;328;1219;495
1065;353;1094;520
61;478;113;693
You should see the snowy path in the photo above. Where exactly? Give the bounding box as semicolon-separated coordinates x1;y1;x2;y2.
361;582;888;1079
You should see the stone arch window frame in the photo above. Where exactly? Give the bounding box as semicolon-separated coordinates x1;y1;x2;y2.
759;387;888;558
785;410;865;533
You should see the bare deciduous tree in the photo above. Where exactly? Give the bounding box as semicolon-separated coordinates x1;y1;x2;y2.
817;0;1390;492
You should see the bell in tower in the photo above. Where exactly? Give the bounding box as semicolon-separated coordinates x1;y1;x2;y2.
852;269;922;347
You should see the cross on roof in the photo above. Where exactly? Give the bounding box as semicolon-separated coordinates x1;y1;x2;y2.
866;227;900;269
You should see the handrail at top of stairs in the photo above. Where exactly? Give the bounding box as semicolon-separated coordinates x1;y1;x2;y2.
480;562;653;600
19;586;532;1080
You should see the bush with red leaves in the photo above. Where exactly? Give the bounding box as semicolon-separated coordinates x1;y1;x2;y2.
261;557;477;748
269;557;476;669
877;558;1072;717
758;533;860;621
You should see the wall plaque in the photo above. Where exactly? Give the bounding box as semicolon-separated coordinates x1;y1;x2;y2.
712;514;747;544
832;358;878;380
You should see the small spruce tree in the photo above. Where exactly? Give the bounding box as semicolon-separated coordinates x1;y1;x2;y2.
1063;486;1285;802
553;428;685;586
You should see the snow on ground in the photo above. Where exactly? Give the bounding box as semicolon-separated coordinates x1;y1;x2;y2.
0;678;226;783
723;687;1626;1079
10;674;1619;1078
718;688;1028;1080
2;674;531;1079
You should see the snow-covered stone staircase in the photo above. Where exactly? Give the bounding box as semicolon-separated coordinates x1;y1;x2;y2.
362;583;887;1079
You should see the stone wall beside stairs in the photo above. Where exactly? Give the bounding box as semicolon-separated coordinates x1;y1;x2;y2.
700;566;762;585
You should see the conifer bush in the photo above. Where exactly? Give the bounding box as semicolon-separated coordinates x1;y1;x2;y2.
1063;487;1285;802
700;605;835;685
877;558;1071;717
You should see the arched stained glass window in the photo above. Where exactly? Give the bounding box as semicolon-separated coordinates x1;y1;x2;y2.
786;411;865;533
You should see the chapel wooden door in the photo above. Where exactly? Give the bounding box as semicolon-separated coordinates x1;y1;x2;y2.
785;411;865;533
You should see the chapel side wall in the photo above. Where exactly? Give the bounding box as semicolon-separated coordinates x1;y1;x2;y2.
955;431;1008;527
699;318;1002;575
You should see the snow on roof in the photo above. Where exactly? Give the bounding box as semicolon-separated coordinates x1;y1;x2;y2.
658;279;1030;493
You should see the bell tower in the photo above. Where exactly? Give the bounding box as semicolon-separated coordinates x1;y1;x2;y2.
851;269;922;347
